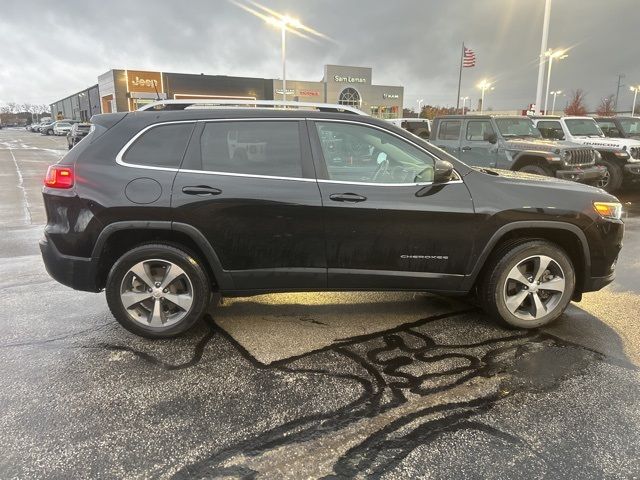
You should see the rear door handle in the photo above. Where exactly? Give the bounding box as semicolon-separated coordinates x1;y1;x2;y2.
329;193;367;203
182;185;222;196
461;146;472;151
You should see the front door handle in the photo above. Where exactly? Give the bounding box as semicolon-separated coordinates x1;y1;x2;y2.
329;193;367;203
461;146;472;151
182;185;222;196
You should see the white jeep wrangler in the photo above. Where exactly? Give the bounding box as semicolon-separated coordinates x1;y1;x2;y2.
532;116;640;192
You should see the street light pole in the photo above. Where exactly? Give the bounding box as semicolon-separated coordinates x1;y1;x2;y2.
631;86;639;116
535;0;552;114
543;49;567;114
477;80;492;113
460;96;469;114
281;22;286;103
550;90;562;114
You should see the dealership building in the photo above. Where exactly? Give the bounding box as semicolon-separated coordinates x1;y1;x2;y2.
50;64;403;120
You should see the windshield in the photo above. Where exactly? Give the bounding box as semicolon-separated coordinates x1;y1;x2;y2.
565;119;604;137
494;118;542;138
619;118;640;137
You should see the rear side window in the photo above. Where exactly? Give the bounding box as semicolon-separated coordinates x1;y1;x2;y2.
438;120;461;140
199;121;302;178
123;123;194;168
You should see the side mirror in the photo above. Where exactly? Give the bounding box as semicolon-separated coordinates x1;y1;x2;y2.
484;132;498;144
433;159;454;184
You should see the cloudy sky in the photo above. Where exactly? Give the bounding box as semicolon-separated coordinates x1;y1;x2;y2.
1;0;639;112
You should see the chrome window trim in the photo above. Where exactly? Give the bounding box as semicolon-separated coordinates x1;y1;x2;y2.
115;120;197;172
177;168;316;182
114;117;464;186
310;118;463;186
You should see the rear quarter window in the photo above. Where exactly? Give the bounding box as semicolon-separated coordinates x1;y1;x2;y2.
122;122;195;168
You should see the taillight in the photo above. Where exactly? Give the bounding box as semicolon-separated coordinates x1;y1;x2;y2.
44;165;74;189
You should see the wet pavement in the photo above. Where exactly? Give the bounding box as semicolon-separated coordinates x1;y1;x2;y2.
1;128;639;479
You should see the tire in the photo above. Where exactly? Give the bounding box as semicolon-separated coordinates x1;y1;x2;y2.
479;240;575;329
45;129;52;136
517;163;552;177
105;243;211;339
595;157;623;193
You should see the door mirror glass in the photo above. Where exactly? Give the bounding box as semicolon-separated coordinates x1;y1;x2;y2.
433;159;454;184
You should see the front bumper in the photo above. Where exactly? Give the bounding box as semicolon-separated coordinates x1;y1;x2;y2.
40;234;100;292
555;165;606;183
624;163;640;176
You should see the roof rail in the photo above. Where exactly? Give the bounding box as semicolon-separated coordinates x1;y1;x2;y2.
137;99;368;115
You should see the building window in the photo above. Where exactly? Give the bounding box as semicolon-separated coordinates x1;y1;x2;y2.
338;87;361;107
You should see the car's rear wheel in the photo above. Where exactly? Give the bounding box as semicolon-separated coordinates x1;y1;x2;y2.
105;244;211;338
480;240;575;329
517;163;552;177
595;157;622;193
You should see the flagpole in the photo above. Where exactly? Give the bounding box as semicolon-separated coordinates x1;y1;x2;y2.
456;42;464;112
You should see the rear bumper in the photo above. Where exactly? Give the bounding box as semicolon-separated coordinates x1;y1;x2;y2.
555;165;606;182
583;271;616;293
40;234;100;292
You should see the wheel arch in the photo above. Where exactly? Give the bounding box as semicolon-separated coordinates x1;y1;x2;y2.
464;221;590;299
92;221;233;291
511;152;554;171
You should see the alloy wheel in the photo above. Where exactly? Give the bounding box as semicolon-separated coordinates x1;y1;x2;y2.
119;259;194;328
596;169;610;189
503;255;566;321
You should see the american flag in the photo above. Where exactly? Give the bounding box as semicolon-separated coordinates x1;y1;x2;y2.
463;47;476;68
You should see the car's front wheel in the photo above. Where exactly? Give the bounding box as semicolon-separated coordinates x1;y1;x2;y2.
480;240;575;328
105;244;211;338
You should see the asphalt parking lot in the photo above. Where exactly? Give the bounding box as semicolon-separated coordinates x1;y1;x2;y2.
1;128;640;479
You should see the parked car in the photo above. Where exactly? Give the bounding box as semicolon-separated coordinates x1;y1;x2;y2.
40;100;623;339
532;116;640;193
594;116;640;140
387;118;431;139
53;122;73;136
430;115;604;184
40;121;58;135
67;123;92;149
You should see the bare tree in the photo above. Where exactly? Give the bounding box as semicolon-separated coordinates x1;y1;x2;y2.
565;89;588;116
596;95;616;116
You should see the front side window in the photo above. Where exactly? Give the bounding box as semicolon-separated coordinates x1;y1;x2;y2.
123;123;194;168
438;120;461;140
536;120;565;140
199;121;302;178
315;122;435;184
466;120;495;141
565;119;604;137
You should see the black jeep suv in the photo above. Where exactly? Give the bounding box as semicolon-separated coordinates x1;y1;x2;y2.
40;101;624;338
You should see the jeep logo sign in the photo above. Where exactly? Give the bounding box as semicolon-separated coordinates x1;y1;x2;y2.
126;70;163;94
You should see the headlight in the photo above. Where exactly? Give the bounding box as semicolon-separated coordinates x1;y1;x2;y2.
593;201;622;220
630;147;639;160
594;150;602;160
